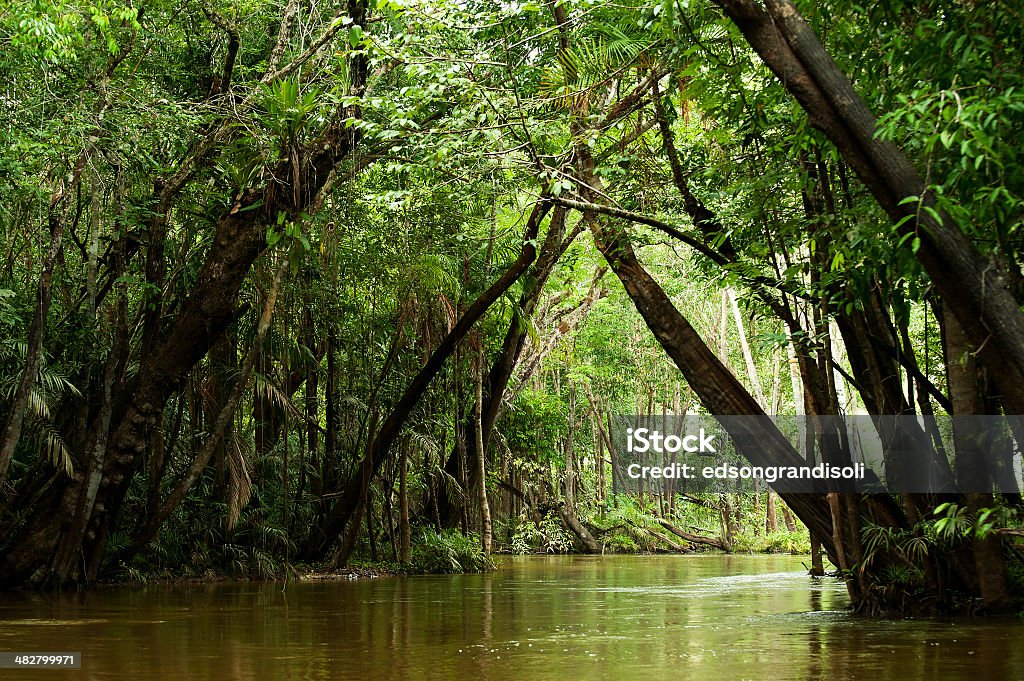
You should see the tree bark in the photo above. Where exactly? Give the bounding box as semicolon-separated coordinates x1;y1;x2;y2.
558;505;600;553
586;211;838;551
944;306;1014;611
474;347;492;558
714;0;1024;416
119;261;287;563
400;439;410;562
658;518;726;551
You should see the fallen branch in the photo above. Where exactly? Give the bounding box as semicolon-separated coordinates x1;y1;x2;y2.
646;527;693;553
658;518;727;551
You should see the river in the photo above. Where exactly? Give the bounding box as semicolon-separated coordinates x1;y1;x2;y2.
1;555;1022;679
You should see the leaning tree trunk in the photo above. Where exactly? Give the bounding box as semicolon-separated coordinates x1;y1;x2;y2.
303;200;553;561
433;208;571;526
118;261;288;564
0;197;271;586
0;9;371;585
586;211;839;555
714;0;1024;416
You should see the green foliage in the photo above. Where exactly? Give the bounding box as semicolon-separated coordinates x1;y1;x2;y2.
0;340;81;476
259;78;323;142
502;389;568;464
731;528;810;555
932;502;1018;542
5;0;140;63
409;530;492;573
602;532;639;553
510;514;575;554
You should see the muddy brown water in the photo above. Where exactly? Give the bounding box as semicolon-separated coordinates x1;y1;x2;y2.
1;555;1021;679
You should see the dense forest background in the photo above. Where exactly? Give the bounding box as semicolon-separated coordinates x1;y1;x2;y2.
1;0;1023;615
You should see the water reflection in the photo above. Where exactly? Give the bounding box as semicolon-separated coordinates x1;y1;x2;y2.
0;555;1021;680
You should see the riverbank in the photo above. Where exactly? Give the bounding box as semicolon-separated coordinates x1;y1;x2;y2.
98;563;392;587
92;511;815;587
99;541;818;588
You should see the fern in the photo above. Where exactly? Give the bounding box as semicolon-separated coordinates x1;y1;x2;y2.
536;18;658;111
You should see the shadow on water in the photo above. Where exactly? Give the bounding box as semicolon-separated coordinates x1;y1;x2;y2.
0;555;1022;680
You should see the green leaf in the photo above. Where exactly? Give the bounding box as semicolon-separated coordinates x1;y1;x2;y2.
348;25;363;48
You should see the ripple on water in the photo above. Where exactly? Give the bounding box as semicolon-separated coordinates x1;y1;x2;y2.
0;618;110;626
590;570;837;596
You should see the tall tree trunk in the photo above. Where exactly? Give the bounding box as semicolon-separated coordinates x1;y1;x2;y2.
943;307;1013;612
781;505;797;533
809;534;825;576
585;209;839;551
47;295;127;584
594;416;605;515
474;347;492;558
454;341;469;535
400;440;410;562
322;327;338;516
565;382;576;509
728;287;768;407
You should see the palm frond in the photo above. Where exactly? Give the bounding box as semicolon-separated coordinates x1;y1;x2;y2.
252;372;302;420
225;433;253;530
26;387;52;420
34;367;82;398
537;28;656;111
408;253;459;298
23;415;74;476
434;464;466;505
337;392;369;412
407;429;439;460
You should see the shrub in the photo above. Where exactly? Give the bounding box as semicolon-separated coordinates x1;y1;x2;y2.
409;529;492;573
509;513;574;554
603;532;639;553
731;528;810;554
